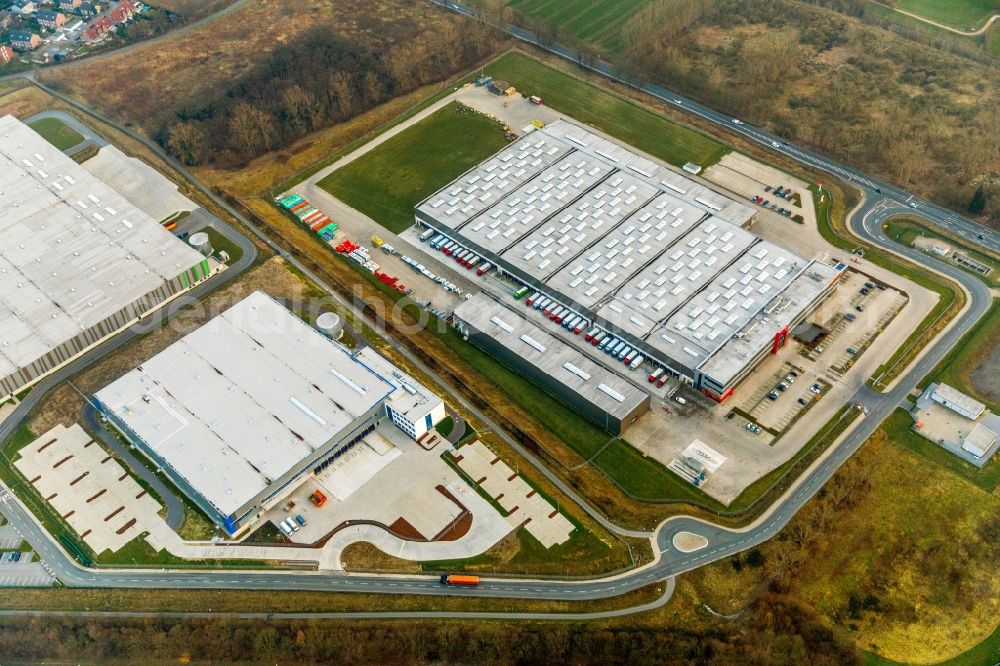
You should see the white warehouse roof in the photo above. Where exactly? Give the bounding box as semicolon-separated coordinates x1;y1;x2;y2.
932;383;986;419
94;292;395;516
0;114;204;380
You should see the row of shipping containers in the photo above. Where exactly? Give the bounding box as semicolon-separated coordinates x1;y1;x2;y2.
277;193;339;241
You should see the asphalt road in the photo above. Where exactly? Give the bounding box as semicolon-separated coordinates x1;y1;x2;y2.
0;14;994;618
80;402;185;531
431;0;1000;257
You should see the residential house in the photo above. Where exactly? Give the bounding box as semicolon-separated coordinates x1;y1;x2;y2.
10;1;36;15
78;2;99;17
7;29;41;50
0;44;14;64
36;9;67;29
58;0;82;11
82;0;135;41
0;11;12;31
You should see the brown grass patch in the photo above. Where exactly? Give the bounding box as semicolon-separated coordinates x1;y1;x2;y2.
339;541;422;574
40;0;469;138
29;384;84;436
68;258;313;396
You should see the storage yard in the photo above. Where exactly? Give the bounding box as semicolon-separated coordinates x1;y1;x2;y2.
0;115;211;401
286;82;924;503
415;119;844;402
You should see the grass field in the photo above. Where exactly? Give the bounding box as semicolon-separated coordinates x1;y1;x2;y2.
485;51;730;169
27;117;84;151
318;102;509;233
883;408;1000;492
684;419;1000;664
508;0;651;51
193;225;243;265
894;0;997;30
919;298;1000;412
885;217;1000;288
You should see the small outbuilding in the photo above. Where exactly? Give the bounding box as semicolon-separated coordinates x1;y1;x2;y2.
488;79;516;96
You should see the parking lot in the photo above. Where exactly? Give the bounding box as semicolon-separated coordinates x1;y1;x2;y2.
0;514;54;587
454;440;574;548
0;559;54;587
14;424;163;555
704;152;815;230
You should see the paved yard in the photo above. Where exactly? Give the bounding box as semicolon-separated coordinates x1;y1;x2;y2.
15;424;163;555
83;145;196;222
454;440;573;548
263;423;512;559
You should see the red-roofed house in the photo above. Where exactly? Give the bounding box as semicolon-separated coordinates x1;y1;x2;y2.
0;45;15;64
82;0;136;42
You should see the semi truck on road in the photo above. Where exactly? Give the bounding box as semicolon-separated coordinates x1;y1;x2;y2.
440;574;481;586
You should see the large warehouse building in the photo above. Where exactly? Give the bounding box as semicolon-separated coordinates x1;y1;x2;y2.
0;114;210;400
455;293;650;435
94;292;445;535
416;120;844;401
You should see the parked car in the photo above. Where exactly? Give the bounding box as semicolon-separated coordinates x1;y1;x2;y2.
845;313;856;322
797;397;808;406
767;391;779;401
810;384;823;394
847;347;857;355
726;411;736;420
784;374;795;384
777;382;788;392
855;305;864;312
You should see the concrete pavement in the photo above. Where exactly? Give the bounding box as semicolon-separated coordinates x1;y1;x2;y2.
0;24;994;618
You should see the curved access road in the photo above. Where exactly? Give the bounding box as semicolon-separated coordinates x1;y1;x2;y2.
432;0;1000;258
878;4;1000;36
0;14;994;617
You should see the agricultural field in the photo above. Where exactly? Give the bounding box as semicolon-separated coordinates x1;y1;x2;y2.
893;0;998;31
318;103;509;233
27;117;84;151
508;0;652;51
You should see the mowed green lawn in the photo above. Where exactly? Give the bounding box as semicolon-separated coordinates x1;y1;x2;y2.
508;0;652;51
895;0;998;30
486;51;729;168
28;117;85;151
318;102;509;233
